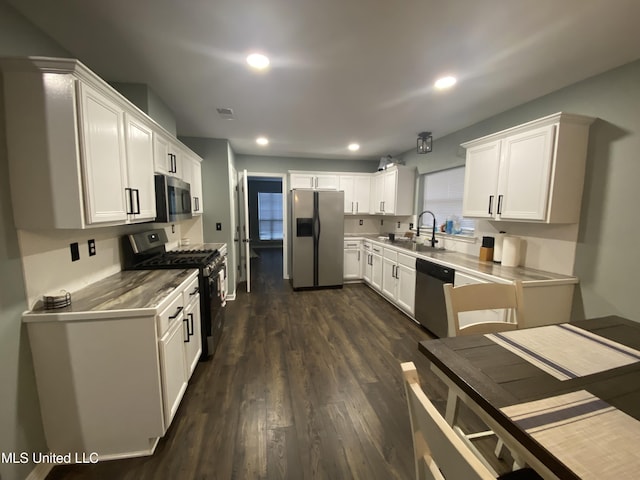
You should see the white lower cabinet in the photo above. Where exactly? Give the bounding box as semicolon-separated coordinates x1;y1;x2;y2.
382;248;416;315
344;240;363;280
183;276;202;377
370;244;383;292
159;305;189;429
24;270;200;460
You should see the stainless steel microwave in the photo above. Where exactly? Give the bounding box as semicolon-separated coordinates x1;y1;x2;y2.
154;174;192;222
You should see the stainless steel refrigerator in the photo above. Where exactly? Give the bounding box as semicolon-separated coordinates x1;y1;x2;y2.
290;189;344;290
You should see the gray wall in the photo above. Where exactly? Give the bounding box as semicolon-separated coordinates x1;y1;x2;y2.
111;82;178;135
179;137;232;245
0;2;70;479
400;59;640;322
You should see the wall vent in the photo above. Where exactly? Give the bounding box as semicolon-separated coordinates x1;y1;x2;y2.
216;107;235;119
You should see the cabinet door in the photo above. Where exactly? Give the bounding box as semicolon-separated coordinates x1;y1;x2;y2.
382;169;397;214
339;176;356;213
125;114;156;222
343;247;361;280
189;157;204;214
396;264;416;315
462;140;502;218
372;174;385;214
153;132;179;177
183;298;202;378
353;176;371;214
159;317;188;429
498;124;556;221
77;82;128;224
371;252;383;291
381;256;397;299
290;173;315;189
362;243;372;284
315;174;339;190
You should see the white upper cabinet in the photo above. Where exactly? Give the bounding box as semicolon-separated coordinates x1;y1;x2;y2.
153;132;181;177
289;172;339;190
182;151;204;215
77;81;129;225
124;113;156;222
339;174;371;214
371;166;416;215
0;57;196;229
462;112;594;223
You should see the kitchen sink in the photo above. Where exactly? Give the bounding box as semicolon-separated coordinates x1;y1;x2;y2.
411;244;448;253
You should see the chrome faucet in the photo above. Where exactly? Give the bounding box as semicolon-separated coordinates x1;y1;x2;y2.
416;210;438;248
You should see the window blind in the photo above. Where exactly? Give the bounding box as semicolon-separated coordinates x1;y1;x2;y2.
258;192;283;240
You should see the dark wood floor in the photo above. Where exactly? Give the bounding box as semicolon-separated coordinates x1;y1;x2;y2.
46;248;497;479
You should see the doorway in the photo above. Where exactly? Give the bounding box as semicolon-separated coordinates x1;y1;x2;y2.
237;172;287;293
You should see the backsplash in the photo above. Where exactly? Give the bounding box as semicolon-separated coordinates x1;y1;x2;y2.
345;216;579;276
17;218;204;309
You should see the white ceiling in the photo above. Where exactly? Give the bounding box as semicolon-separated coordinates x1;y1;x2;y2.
8;0;640;160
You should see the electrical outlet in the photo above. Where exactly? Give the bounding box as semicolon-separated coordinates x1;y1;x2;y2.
216;222;222;231
380;219;383;226
88;239;96;256
70;242;80;262
359;219;363;226
409;222;414;229
397;222;401;228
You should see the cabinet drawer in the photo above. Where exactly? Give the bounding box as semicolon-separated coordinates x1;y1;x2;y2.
397;252;416;269
158;293;184;337
383;248;397;261
344;240;361;250
371;244;382;255
183;276;200;307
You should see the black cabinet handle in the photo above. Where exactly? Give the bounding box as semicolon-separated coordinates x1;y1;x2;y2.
188;312;194;336
488;195;494;215
189;286;199;296
125;188;133;214
497;195;503;215
169;306;184;320
133;189;141;214
183;317;189;342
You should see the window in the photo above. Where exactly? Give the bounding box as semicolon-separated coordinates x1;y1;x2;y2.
421;166;474;234
258;192;283;240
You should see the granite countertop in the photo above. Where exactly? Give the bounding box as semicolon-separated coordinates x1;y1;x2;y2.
25;269;198;321
348;234;577;286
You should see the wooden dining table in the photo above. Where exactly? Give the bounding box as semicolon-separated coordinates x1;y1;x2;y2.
418;315;640;480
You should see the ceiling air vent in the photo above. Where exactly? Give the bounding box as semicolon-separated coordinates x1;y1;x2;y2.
216;107;235;120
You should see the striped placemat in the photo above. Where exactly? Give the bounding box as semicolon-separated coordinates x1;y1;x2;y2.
486;323;640;381
502;390;640;479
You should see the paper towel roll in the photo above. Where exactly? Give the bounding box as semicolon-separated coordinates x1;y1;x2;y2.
501;236;521;267
494;232;505;263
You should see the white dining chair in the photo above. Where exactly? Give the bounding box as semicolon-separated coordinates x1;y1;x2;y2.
443;280;524;337
401;362;542;480
440;280;526;469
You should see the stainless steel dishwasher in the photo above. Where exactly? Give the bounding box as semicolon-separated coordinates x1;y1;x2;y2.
415;258;455;337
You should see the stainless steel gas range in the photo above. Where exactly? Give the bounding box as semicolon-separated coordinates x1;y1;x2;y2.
122;229;226;359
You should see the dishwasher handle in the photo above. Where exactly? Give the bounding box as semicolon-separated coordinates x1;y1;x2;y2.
416;258;455;283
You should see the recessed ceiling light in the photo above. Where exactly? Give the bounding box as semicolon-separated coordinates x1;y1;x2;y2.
246;53;270;70
434;76;457;90
256;136;269;146
348;143;360;152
